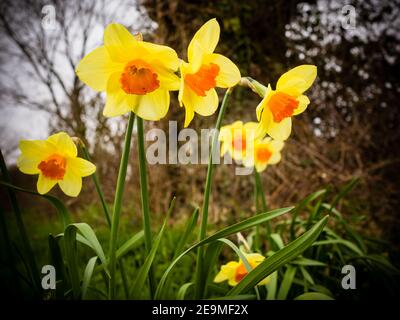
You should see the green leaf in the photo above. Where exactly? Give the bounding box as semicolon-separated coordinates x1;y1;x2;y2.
177;282;193;300
64;226;80;299
154;207;293;299
227;215;329;296
130;220;167;299
300;266;315;285
312;239;363;255
68;223;109;276
270;233;285;249
292;257;326;266
277;266;297;300
82;256;97;299
0;181;71;227
174;207;199;259
116;230;144;259
294;292;334;300
266;271;278;300
290;189;327;239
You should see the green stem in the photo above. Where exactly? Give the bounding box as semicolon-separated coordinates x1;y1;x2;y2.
195;88;232;299
78;142;111;227
136;116;156;299
0;149;40;293
108;112;135;299
78;140;129;299
254;170;271;237
254;172;261;251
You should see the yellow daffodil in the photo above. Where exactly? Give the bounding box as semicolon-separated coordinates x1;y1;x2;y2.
178;19;241;127
76;23;180;120
214;253;270;286
256;65;317;140
243;137;284;172
17;132;96;197
219;121;259;161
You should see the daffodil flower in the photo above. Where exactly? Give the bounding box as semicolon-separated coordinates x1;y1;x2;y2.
219;121;259;162
76;23;180;120
179;19;241;127
214;253;270;286
17;132;96;197
256;65;317;140
243;137;284;172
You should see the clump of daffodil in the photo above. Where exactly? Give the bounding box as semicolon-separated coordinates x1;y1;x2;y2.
76;23;180;120
17;132;96;197
243;137;284;172
256;65;317;140
214;253;270;286
178;18;241;127
219;121;258;162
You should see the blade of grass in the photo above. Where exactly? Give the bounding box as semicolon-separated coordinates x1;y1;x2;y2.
130;220;167;299
266;271;278;300
277;266;297;300
174;207;199;259
82;256;98;299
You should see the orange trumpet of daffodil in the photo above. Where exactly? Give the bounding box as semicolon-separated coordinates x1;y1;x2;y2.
178;18;241;127
17;132;96;197
243;137;284;172
214;253;270;286
256;65;317;140
76;23;180;120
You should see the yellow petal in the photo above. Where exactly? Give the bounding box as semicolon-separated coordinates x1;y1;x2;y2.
68;157;96;177
135;89;170;121
75;47;123;91
182;87;218;127
188;18;220;63
268;152;282;165
58;170;82;197
194;88;219;116
266;115;292;141
276;65;317;96
37;174;57;194
259;275;271;286
103;73;138;117
47;132;77;157
293;95;310;115
256;85;272;121
17;155;40;175
184;104;195;128
152;63;180;91
267;140;284;152
214;270;229;283
19;140;54;160
142;42;180;71
205;54;241;88
104;23;137;47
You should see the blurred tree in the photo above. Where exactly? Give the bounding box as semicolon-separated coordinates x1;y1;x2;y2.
0;0;154;197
